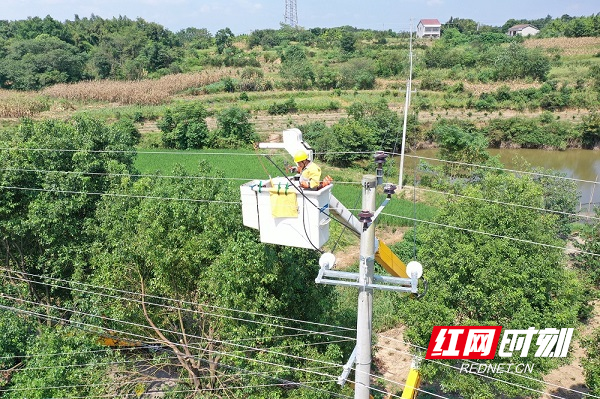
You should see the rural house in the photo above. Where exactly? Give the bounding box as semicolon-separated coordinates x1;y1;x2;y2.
507;24;540;36
416;19;441;38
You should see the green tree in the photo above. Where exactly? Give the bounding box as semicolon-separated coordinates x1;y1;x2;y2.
432;122;493;177
158;102;210;149
176;27;213;49
0;35;86;89
279;44;314;89
492;43;550;81
395;172;587;398
347;99;403;153
214;106;258;147
84;162;346;397
215;27;234;54
581;111;600;149
584;328;600;395
339;31;356;53
321;119;376;167
0;116;138;302
3;328;114;399
338;58;375;89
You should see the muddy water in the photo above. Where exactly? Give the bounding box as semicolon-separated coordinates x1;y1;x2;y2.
411;148;600;209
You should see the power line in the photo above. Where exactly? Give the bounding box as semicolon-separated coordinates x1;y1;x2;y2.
398;152;600;185
2;146;597;187
380;212;600;257
0;266;356;337
0;167;363;185
0;185;242;204
413;186;600;222
0;283;354;361
0;303;351;399
374;340;587;399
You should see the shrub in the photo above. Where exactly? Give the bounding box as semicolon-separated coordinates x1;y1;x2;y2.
267;98;297;115
214;106;258;146
158;102;210;149
419;74;447;91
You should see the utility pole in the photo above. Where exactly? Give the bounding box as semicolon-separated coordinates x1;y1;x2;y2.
355;175;377;398
399;19;414;189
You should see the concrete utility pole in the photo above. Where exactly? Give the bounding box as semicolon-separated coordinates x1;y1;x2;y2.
355;175;377;399
399;20;414;189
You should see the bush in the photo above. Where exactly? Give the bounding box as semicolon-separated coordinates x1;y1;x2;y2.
321;119;376;167
158;102;210;149
267;98;297;115
419;74;447;91
214;106;258;147
337;58;376;90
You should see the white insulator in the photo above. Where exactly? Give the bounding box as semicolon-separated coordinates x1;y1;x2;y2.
319;252;337;270
406;260;423;279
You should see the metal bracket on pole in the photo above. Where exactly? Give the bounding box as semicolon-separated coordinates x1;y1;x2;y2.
338;346;357;386
316;267;419;294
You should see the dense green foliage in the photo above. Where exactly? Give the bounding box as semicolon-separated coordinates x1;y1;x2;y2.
423;32;550;82
579;208;600;393
393;172;587;398
0;13;598;91
0;117;352;398
158;102;210;149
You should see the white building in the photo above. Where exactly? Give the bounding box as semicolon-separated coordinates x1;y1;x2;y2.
416;19;441;38
507;24;540;37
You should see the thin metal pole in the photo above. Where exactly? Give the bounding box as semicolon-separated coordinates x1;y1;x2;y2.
355;175;377;399
590;175;598;213
399;20;414;189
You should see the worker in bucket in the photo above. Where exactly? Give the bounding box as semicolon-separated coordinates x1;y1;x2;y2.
293;150;321;189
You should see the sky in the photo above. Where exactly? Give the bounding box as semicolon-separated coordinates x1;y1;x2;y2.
2;0;599;35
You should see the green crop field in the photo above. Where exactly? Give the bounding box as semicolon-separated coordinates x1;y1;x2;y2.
135;148;438;228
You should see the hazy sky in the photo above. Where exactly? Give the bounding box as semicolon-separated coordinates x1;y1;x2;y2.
3;0;599;35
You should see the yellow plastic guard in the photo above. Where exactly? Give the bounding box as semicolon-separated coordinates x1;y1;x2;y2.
401;368;421;399
375;240;408;278
270;191;298;218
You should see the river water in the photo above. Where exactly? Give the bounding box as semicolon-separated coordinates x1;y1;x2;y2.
411;148;600;210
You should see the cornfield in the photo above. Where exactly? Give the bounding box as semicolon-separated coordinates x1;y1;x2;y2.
523;37;600;56
42;69;237;105
0;89;50;118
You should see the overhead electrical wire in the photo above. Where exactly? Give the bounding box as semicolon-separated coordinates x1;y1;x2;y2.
0;161;593;219
374;341;585;399
1;146;598;394
0;279;355;359
414;185;600;222
0;303;352;399
36;379;346;399
0;185;597;258
0;266;356;338
0;146;597;187
0;185;243;205
380;212;600;258
397;152;600;185
1;266;593;399
2;291;581;399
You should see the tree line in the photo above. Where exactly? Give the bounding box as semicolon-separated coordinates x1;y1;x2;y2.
0;13;599;90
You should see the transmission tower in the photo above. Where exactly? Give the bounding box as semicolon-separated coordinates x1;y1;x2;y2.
284;0;298;27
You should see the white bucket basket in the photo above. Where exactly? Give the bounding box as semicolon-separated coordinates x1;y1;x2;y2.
240;177;331;249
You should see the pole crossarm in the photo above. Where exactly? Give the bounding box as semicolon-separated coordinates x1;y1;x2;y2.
315;268;418;294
